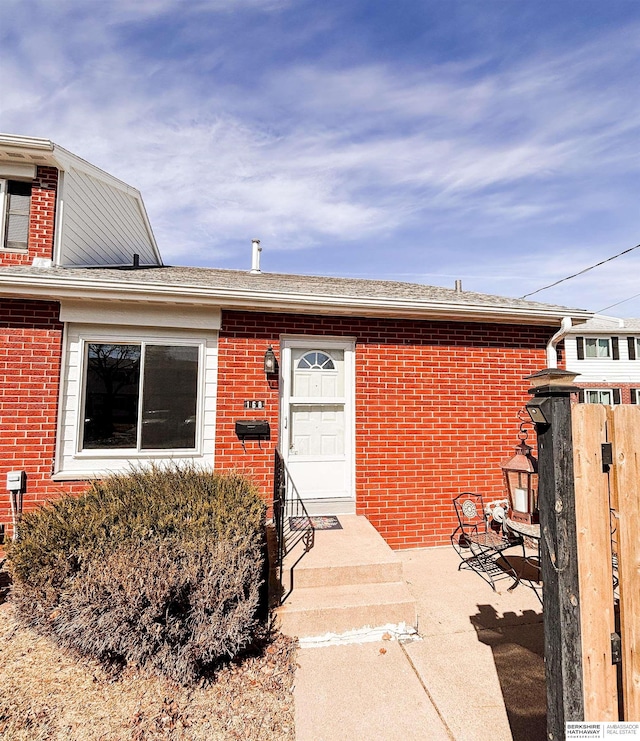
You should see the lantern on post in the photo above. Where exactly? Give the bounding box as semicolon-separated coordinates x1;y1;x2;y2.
501;411;539;524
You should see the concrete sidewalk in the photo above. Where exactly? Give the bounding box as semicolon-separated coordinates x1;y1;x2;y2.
294;547;545;741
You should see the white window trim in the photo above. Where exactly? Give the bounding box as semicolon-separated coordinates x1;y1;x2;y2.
54;322;218;480
583;388;619;406
0;179;7;250
584;337;611;359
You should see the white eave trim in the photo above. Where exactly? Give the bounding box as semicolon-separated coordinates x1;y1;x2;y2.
0;134;138;194
0;135;162;265
0;134;54;152
0;273;595;325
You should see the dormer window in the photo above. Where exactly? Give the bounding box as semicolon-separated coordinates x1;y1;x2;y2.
0;179;32;252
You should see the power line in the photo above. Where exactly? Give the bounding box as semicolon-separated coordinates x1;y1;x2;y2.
598;290;640;313
520;242;640;299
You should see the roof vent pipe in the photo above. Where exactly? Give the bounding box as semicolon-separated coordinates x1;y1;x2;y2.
132;253;140;268
455;280;463;293
250;239;262;274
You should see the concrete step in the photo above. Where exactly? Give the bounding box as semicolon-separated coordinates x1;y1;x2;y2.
281;514;403;589
292;559;403;589
276;580;417;639
273;515;418;638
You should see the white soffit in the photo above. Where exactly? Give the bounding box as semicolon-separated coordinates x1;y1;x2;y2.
59;299;221;330
0;162;37;180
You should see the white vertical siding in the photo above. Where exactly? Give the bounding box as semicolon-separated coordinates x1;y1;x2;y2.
59;167;160;267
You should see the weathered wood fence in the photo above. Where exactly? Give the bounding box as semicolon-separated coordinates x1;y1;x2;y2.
573;404;640;721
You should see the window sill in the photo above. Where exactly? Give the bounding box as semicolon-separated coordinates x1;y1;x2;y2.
53;453;209;481
73;449;202;458
52;471;103;482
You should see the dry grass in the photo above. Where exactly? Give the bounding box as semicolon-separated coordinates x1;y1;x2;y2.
0;572;297;741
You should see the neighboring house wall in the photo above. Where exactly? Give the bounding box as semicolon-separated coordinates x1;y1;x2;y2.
0;166;58;267
216;310;551;549
564;332;640;404
577;384;637;405
0;298;87;533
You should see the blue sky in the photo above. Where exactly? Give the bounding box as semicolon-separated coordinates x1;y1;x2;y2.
1;0;640;315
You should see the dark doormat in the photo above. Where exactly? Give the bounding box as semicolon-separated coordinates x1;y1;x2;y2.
289;515;342;531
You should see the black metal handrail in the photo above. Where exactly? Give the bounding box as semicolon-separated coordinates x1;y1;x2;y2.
273;449;315;601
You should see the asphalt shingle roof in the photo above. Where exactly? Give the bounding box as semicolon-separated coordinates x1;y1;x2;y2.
0;263;590;315
566;316;640;332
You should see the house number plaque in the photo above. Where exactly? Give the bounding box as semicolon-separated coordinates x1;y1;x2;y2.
244;400;265;409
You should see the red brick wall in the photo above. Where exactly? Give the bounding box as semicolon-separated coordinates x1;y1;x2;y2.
0;166;58;266
217;311;551;549
0;300;552;549
574;383;638;405
0;299;87;538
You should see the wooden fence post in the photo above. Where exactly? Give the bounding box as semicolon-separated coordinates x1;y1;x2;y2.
527;369;584;740
609;405;640;720
572;404;618;720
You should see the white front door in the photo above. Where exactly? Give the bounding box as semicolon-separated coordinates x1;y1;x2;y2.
281;337;354;508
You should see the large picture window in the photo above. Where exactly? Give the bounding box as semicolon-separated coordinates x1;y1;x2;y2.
82;342;199;451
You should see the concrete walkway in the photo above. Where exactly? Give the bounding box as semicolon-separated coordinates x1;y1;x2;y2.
294;546;545;741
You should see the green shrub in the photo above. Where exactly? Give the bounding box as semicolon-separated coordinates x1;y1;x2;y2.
7;465;267;684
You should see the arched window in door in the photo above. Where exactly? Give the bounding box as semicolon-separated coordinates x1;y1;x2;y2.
296;351;335;370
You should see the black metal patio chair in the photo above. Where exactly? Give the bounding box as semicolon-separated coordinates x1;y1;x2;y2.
451;492;523;591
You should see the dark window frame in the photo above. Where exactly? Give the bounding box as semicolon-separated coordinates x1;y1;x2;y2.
81;340;200;452
1;179;32;252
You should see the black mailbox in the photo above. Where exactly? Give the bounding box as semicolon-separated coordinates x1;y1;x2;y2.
235;419;270;442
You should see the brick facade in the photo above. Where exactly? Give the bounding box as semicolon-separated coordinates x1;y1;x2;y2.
574;383;638;405
217;311;551;549
0;300;553;548
0;299;87;538
0;166;58;266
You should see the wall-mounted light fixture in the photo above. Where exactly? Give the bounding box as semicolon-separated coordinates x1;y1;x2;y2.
264;346;277;375
526;397;550;425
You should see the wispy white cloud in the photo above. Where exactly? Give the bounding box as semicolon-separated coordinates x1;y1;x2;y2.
1;1;640;312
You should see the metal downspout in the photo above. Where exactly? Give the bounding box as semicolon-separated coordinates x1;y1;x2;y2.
546;316;573;368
